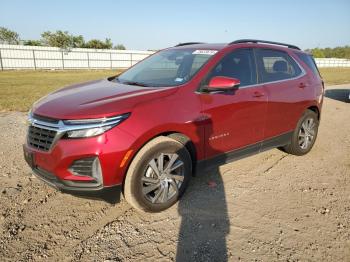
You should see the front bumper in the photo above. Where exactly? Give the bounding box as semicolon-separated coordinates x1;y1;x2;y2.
31;165;122;203
23;125;137;202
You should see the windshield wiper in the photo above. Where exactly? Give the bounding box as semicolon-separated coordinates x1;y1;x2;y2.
121;81;150;87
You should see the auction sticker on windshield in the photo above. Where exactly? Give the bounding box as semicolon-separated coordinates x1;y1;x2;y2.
192;50;218;55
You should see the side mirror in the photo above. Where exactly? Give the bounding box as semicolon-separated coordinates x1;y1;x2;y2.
207;76;240;92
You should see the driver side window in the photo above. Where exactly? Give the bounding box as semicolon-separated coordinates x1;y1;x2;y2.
207;49;257;87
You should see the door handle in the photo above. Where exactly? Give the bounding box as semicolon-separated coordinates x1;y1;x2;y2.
252;91;264;98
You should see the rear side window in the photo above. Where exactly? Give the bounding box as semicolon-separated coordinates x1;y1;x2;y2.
256;49;302;83
296;53;321;77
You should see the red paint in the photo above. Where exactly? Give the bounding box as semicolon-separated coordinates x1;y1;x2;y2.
208;76;240;89
25;42;323;188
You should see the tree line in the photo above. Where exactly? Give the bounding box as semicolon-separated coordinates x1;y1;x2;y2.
306;46;350;59
1;26;349;56
0;26;126;50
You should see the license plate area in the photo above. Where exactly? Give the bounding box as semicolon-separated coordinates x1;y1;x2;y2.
23;146;35;168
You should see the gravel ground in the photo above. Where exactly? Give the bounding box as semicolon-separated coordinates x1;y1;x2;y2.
0;84;349;261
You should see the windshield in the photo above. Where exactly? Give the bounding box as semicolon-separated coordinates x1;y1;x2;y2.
115;49;217;87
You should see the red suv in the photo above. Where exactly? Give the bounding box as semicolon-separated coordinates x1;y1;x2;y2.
24;39;324;212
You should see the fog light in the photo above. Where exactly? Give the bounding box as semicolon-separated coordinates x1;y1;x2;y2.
91;157;102;183
69;157;103;185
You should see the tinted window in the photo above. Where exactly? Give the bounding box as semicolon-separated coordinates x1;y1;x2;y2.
207;49;257;87
296;53;321;77
256;49;302;83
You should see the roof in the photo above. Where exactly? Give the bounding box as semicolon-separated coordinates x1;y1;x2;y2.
172;40;303;52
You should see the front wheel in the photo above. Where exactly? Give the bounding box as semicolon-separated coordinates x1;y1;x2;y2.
123;136;192;212
282;109;319;156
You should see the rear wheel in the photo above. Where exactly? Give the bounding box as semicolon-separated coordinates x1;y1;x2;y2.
123;136;192;212
282;109;319;156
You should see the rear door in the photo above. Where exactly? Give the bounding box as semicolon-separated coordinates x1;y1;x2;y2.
295;53;324;105
255;48;307;139
199;48;268;158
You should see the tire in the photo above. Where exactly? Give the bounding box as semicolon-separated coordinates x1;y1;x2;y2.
282;109;319;156
124;136;192;213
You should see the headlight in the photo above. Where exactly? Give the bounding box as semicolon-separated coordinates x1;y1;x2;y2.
63;113;130;138
27;109;33;126
66;126;113;138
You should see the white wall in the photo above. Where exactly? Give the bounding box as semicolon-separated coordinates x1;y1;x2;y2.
1;44;350;70
0;44;154;70
314;58;350;68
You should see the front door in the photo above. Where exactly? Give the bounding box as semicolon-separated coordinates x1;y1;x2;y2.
199;48;268;159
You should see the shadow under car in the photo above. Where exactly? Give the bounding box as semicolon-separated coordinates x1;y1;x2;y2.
325;89;350;103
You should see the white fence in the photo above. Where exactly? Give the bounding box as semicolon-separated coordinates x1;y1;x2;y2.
0;44;154;70
314;58;350;68
0;44;350;70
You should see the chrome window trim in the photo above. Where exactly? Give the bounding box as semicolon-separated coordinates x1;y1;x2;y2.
196;68;306;94
196;48;306;93
239;49;306;89
238;68;306;89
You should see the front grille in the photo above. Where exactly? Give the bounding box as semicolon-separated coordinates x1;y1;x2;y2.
28;126;57;151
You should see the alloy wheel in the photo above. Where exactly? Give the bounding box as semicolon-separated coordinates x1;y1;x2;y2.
142;153;184;204
298;117;316;150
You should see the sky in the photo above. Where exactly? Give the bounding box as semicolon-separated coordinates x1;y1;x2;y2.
0;0;349;50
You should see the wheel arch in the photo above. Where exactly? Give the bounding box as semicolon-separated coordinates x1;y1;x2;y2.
166;132;197;167
121;131;198;192
307;105;320;120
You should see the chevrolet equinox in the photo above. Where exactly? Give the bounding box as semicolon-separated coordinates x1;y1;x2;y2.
24;39;324;212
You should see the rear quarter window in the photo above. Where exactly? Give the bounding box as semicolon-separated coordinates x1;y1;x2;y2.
296;53;321;78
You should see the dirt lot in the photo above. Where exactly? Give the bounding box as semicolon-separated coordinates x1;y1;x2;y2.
0;84;349;261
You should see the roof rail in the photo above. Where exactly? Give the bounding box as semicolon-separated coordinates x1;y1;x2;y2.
175;42;205;47
229;39;301;50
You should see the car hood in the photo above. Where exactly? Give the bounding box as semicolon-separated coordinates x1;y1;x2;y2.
33;78;178;119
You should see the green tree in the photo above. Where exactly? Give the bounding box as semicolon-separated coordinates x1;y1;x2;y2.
72;35;85;48
344;46;350;59
323;48;332;58
0;27;20;44
23;40;42;46
308;46;350;59
84;38;113;49
41;30;74;49
41;31;85;49
114;44;126;50
104;38;113;49
311;48;325;58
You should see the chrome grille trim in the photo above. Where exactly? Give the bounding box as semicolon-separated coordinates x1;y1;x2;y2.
32;114;59;124
26;113;128;152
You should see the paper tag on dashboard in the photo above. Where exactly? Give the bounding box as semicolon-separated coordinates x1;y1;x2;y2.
192;50;218;55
